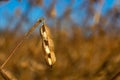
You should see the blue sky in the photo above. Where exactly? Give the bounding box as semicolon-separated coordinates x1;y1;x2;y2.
0;0;116;30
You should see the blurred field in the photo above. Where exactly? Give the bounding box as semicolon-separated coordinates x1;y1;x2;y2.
0;0;120;80
0;26;120;80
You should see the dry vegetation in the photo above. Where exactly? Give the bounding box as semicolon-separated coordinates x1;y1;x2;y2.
0;0;120;80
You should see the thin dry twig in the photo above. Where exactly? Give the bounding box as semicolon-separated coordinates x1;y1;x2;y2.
0;69;17;80
0;18;44;70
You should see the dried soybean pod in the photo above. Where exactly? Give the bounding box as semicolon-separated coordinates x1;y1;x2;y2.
40;22;56;67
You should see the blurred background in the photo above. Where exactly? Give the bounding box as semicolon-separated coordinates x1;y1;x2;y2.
0;0;120;80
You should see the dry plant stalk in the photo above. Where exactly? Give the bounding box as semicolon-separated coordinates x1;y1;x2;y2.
0;69;17;80
40;22;56;67
0;18;44;70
